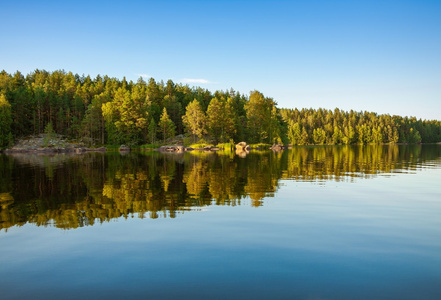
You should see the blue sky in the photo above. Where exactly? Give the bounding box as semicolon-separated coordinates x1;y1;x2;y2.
1;0;440;120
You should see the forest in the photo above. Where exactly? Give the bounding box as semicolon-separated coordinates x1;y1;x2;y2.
0;69;440;149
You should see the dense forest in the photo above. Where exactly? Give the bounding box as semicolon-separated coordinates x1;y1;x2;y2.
0;69;440;149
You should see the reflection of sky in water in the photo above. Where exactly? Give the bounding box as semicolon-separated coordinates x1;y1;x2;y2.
1;159;441;299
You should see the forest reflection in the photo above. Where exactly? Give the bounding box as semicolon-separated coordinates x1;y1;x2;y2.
1;145;440;231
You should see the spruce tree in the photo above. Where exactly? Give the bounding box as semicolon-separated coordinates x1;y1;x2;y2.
158;108;175;143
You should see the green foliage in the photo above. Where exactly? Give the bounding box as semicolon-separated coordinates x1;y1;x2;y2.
105;145;121;151
249;143;272;149
313;128;326;145
0;70;440;147
139;143;160;149
288;121;303;145
182;137;191;146
216;142;235;151
43;122;55;146
332;126;343;145
189;138;214;149
189;143;214;149
102;87;148;145
407;128;422;144
0;93;12;148
206;97;236;143
82;93;109;145
158;107;176;143
147;118;157;144
281;108;439;145
182;99;206;143
245;91;281;143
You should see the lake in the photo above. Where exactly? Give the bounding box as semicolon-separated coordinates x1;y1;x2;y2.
1;145;440;300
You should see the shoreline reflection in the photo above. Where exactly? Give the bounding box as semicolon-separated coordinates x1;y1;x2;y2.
0;145;440;230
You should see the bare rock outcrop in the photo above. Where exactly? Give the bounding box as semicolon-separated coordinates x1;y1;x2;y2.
119;145;131;152
235;142;250;151
4;135;107;154
159;145;187;153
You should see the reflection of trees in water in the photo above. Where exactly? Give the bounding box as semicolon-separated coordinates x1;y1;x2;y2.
285;145;432;182
244;152;282;206
0;145;440;230
284;145;404;181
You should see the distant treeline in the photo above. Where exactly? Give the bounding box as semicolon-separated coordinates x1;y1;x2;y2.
0;69;440;148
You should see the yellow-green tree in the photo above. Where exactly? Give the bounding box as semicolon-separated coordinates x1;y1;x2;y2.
313;128;326;145
288;121;302;145
182;99;206;143
102;87;149;144
82;92;110;145
245;91;279;143
158;108;175;143
206;97;236;143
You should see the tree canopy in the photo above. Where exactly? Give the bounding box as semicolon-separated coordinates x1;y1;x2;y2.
0;69;440;147
0;93;12;148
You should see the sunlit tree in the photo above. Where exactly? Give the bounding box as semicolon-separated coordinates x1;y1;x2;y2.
158;107;175;143
182;99;206;143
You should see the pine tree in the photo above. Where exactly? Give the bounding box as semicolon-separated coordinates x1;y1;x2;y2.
206;97;236;143
288;121;302;145
182;99;206;143
0;94;12;148
244;91;277;143
147;118;156;144
313;128;326;145
158;108;175;143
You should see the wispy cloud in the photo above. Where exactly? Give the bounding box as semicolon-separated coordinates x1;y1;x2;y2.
181;78;211;84
137;73;151;78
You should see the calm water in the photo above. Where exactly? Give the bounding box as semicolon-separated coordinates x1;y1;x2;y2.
1;145;440;299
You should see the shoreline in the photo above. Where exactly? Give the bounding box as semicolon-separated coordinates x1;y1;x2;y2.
2;147;108;154
2;142;438;155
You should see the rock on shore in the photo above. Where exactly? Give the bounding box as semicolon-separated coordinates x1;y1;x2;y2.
4;134;106;153
235;141;251;151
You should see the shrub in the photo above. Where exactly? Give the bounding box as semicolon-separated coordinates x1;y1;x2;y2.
249;143;272;149
189;142;214;149
216;142;235;151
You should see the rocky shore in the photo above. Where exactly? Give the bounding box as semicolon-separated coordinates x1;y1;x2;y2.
158;145;223;153
2;134;106;154
2;136;283;155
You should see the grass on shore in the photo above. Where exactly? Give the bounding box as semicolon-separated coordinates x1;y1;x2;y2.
189;142;214;149
248;143;272;149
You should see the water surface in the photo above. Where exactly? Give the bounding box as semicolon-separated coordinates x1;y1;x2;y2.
1;145;440;299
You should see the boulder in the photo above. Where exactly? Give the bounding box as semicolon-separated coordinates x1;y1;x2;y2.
159;145;186;153
159;146;170;152
119;145;131;152
175;145;185;152
235;142;248;151
75;147;87;153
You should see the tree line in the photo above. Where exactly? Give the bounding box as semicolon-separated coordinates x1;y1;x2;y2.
0;69;440;148
281;107;441;145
